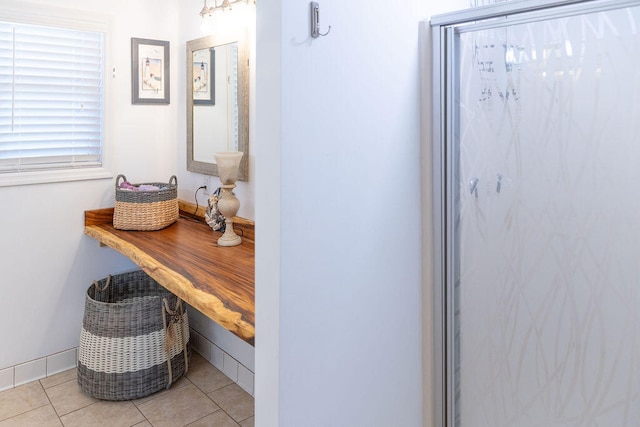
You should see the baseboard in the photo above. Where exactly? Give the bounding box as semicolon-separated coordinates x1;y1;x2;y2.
0;348;78;392
189;327;255;396
0;330;254;397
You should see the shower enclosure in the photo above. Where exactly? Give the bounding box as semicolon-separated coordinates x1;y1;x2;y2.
430;0;640;425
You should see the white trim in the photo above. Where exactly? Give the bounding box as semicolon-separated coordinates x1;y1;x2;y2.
0;348;78;392
430;0;638;26
0;167;113;187
420;20;436;427
255;0;281;421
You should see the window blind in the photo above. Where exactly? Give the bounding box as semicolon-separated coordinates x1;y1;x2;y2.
0;21;104;173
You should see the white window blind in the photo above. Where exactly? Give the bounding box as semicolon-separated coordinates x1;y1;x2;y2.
0;21;104;173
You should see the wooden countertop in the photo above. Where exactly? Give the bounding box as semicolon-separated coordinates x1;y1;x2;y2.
84;201;255;345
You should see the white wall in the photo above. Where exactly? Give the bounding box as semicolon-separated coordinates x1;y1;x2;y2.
0;0;179;372
255;1;467;426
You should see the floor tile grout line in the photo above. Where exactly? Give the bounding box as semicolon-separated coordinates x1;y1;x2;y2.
1;408;53;426
131;377;194;409
38;378;59;418
0;381;59;424
182;407;233;427
40;374;96;420
203;383;253;425
235;413;253;423
186;375;233;397
4;359;252;426
189;380;235;410
0;376;65;424
0;403;52;424
41;373;144;424
183;370;252;425
126;401;149;427
180;375;234;423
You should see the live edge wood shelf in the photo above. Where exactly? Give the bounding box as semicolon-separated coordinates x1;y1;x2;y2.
84;201;255;345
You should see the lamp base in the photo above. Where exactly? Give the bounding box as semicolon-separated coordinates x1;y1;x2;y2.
217;230;242;247
216;185;242;247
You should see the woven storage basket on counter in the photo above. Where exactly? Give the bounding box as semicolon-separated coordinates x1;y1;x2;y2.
78;270;190;401
113;174;178;231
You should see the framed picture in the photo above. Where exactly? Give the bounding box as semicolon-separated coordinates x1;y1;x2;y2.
193;48;215;105
131;38;170;104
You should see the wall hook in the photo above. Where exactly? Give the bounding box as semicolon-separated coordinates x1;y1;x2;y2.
310;2;331;38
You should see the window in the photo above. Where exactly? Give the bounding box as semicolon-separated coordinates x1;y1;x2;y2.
0;7;109;186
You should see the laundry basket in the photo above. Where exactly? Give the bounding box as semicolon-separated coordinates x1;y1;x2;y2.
77;270;190;400
113;174;178;231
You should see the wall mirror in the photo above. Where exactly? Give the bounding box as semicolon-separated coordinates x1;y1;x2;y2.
187;29;249;180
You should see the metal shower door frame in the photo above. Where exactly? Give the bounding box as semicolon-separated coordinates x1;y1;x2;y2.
428;0;640;425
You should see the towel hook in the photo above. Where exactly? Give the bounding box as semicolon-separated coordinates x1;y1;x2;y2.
310;2;331;38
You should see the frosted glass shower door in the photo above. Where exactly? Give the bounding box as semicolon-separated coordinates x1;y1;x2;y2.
450;3;640;426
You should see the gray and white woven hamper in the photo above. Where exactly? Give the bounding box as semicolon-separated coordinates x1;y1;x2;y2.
78;270;190;400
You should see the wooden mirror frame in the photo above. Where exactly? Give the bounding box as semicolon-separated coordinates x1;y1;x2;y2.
186;29;249;181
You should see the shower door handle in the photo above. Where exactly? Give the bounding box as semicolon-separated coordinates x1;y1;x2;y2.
469;178;479;198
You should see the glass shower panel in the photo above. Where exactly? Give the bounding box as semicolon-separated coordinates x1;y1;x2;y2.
454;5;640;426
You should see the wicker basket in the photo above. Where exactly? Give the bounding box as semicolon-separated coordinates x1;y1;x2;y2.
78;270;190;400
113;174;178;231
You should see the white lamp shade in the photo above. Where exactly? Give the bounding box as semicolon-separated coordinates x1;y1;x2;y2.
214;151;243;184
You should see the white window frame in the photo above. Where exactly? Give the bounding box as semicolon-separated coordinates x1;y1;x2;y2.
0;1;112;187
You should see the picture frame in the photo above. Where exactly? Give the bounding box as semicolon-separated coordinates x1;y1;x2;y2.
193;47;215;105
131;38;170;105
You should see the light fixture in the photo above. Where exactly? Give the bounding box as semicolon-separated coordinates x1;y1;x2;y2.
199;0;252;21
199;0;254;33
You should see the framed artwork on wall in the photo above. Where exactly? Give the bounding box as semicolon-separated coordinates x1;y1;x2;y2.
193;47;215;105
131;38;170;104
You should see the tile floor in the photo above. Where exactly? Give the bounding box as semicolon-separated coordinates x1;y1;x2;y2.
0;352;254;427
